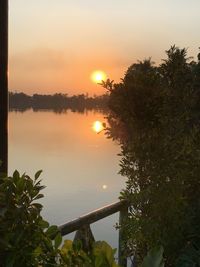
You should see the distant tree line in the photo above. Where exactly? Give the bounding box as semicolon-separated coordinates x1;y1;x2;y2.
9;92;109;113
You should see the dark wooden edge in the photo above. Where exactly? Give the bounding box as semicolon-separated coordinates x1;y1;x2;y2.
0;0;8;175
59;200;128;236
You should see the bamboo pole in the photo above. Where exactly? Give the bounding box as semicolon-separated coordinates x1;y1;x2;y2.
0;0;9;175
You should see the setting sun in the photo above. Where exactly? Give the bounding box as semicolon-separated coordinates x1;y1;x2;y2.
91;70;107;84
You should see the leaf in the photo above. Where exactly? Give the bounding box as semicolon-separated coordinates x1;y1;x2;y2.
33;246;43;257
36;185;46;191
54;232;62;249
0;207;7;216
45;225;59;239
32;203;43;211
13;170;20;182
33;193;44;200
95;254;105;267
5;253;16;267
73;239;82;251
17;178;25;193
39;219;49;229
61;240;73;255
141;246;165;267
44;237;53;250
93;241;117;266
35;170;43;180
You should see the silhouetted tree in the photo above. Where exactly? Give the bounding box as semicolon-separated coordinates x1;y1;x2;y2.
105;47;200;266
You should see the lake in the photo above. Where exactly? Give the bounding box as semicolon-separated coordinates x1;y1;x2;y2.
8;109;125;249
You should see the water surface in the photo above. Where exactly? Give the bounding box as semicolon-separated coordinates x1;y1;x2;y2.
8;109;124;248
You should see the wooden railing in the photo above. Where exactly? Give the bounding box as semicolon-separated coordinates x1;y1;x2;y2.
58;200;129;267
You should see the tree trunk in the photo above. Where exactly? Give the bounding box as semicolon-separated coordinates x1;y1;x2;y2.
0;0;8;175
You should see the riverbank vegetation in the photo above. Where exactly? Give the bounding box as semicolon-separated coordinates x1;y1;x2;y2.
9;92;109;113
103;46;200;266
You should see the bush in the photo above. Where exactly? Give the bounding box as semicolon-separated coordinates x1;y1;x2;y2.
103;46;200;266
0;170;62;266
0;170;120;267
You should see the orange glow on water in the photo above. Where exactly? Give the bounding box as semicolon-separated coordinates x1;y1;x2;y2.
92;120;104;133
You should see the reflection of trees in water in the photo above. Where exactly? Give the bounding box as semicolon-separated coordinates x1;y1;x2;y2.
9;92;109;114
9;107;108;115
9;107;31;113
105;46;200;266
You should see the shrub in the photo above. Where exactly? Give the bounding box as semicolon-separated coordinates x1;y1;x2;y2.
0;170;120;267
103;46;200;266
0;170;61;266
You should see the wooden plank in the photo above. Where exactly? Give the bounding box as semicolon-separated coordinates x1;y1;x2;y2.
0;0;8;175
59;200;128;236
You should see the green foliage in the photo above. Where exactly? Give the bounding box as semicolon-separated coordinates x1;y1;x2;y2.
0;170;120;267
104;46;200;266
0;170;60;266
141;246;164;267
175;239;200;267
60;239;92;266
60;240;120;267
93;241;119;267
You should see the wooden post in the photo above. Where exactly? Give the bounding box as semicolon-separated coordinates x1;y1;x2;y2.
0;0;9;175
118;205;128;267
58;200;129;264
74;224;95;252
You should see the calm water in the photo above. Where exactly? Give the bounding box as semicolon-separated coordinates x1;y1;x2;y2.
8;109;124;248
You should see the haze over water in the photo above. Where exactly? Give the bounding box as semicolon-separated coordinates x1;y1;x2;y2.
9;0;200;96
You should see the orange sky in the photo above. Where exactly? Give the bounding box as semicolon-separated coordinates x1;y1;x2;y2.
9;0;200;96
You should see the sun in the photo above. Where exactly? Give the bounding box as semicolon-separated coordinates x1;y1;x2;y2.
91;70;107;84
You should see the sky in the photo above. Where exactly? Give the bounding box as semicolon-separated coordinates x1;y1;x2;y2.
9;0;200;96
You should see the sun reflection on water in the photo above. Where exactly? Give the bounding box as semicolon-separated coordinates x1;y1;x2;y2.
92;120;104;133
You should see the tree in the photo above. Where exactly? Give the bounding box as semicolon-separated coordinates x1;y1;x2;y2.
0;0;8;175
105;47;200;266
